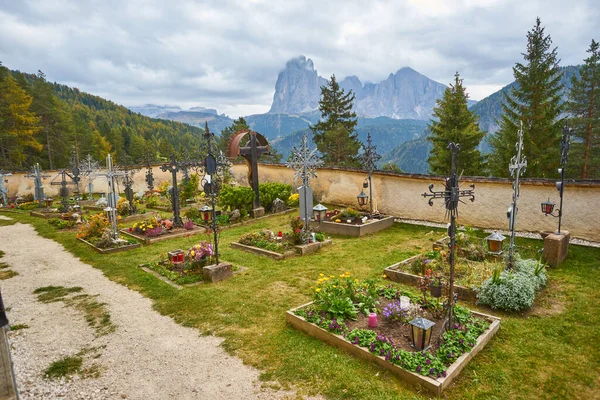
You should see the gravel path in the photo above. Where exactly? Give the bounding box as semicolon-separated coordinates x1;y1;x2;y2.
0;222;296;400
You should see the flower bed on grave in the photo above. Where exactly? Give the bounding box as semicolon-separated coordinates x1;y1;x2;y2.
231;217;330;259
287;274;500;395
77;213;140;253
142;241;215;285
311;208;394;237
120;215;204;244
385;230;549;310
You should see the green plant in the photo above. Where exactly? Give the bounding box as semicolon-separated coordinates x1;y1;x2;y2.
341;207;358;218
287;193;299;207
48;218;75;229
259;182;292;212
10;323;29;331
180;173;200;203
314;232;325;242
219;184;254;216
476;256;547;311
290;217;304;245
77;213;109;240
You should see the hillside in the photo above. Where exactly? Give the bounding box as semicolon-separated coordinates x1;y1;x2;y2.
0;66;205;170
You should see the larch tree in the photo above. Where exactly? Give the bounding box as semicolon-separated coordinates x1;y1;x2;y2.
427;72;486;176
567;39;600;179
488;18;565;178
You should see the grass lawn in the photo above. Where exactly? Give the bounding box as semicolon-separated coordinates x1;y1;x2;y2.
1;210;598;399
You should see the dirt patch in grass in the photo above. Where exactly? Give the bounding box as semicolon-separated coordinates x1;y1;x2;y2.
0;269;18;280
525;280;570;317
34;286;116;336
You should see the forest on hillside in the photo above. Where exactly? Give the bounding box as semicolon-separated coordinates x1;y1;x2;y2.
0;64;208;171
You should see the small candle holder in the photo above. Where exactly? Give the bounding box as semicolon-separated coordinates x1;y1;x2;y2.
368;312;377;328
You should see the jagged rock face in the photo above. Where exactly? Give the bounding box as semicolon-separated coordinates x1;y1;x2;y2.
269;57;448;120
269;56;327;114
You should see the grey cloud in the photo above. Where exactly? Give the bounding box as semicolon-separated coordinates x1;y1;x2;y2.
0;0;598;115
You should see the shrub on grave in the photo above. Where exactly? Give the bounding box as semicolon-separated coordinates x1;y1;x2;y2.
259;182;292;212
476;256;547;311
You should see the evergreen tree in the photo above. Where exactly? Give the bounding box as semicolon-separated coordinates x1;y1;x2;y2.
0;68;42;168
427;72;486;176
488;18;564;178
311;75;360;166
218;117;248;154
567;39;600;179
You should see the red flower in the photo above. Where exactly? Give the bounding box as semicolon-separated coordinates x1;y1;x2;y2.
129;227;133;232
426;269;432;277
294;229;301;233
10;204;14;209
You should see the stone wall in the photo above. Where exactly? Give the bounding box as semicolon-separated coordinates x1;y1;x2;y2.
4;163;600;241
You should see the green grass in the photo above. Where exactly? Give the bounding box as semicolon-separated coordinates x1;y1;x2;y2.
33;286;115;336
10;323;29;331
2;211;599;398
44;355;82;379
0;270;18;280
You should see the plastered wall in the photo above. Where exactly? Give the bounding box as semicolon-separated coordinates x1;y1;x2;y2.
4;163;600;241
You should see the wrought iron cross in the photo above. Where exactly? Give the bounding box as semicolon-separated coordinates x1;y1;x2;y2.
0;172;12;206
239;132;269;210
121;167;137;215
201;123;232;265
555;121;572;234
358;132;381;218
286;132;323;243
80;154;100;198
26;163;51;204
506;122;527;268
97;154;129;240
144;151;155;191
160;155;184;227
422;143;475;331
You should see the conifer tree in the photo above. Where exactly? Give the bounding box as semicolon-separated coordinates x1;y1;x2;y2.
567;39;600;179
0;68;42;168
488;18;564;178
311;75;360;166
427;72;485;175
218;117;249;154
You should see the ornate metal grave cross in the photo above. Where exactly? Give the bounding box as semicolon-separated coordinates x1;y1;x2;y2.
555;122;572;234
50;156;81;210
80;154;100;198
144;151;155;191
97;154;129;240
26;163;51;205
286;132;323;243
358;132;382;218
160;155;184;227
0;172;12;206
239;132;270;211
422;143;475;331
121;167;137;215
506;122;527;268
201;123;232;265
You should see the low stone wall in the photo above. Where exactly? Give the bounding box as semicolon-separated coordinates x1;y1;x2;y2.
4;163;600;241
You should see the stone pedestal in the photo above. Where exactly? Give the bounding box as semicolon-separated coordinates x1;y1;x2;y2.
251;207;265;218
203;262;233;283
543;231;570;267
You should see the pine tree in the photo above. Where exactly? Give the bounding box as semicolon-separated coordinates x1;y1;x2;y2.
427;72;486;176
488;18;565;178
567;39;600;179
0;68;42;168
218;117;249;154
311;75;360;166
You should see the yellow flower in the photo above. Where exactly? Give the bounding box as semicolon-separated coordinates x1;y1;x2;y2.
339;274;344;278
191;251;195;257
354;279;359;283
330;275;334;278
315;288;321;292
319;273;324;277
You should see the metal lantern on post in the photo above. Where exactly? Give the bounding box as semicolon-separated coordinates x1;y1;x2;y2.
540;122;571;235
312;204;327;222
357;190;368;207
199;205;212;223
485;231;506;255
541;198;555;215
409;317;436;351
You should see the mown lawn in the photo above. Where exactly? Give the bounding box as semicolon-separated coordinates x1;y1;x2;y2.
1;209;598;399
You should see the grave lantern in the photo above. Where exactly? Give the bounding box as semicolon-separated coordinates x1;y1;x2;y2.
541;198;555;215
199;205;212;222
485;231;506;255
363;179;369;189
312;204;327;222
357;190;368;207
409;317;435;351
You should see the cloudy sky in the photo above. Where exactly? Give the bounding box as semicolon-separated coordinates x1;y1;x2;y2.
0;0;597;118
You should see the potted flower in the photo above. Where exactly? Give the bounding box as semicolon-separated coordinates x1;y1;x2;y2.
187;241;214;268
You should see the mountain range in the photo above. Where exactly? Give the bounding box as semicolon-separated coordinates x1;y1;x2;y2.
129;57;580;174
